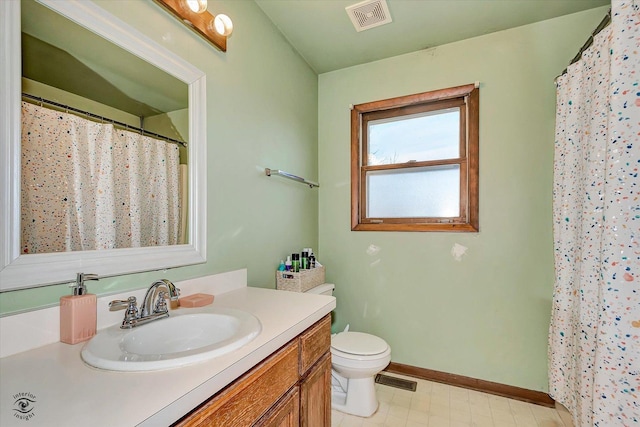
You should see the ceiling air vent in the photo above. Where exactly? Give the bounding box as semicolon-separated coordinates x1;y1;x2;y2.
345;0;392;32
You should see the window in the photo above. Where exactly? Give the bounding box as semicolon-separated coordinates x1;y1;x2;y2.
351;83;479;232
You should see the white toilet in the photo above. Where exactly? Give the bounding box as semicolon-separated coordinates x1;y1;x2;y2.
306;283;391;417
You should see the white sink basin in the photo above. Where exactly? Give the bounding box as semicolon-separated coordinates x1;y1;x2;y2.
81;307;261;371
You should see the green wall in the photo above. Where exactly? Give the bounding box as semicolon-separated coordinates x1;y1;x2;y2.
317;7;608;392
145;108;189;153
22;77;141;127
0;0;318;315
23;77;188;148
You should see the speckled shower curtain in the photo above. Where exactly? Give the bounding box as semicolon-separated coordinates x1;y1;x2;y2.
21;102;181;253
549;1;639;426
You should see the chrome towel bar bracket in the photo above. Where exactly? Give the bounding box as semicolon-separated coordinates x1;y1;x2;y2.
265;168;319;188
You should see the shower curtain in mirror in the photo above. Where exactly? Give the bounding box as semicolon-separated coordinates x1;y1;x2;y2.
21;102;181;253
549;1;639;426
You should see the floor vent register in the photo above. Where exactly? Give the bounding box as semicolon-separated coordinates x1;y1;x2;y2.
374;373;417;392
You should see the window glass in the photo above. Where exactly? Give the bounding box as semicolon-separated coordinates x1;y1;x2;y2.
366;165;460;218
368;108;459;165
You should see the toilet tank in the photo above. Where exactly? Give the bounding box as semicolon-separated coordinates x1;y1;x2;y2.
304;283;335;296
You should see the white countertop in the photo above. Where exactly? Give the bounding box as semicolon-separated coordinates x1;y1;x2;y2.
0;286;335;426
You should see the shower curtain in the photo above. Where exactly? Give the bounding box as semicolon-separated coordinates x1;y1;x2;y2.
549;1;639;426
21;102;181;253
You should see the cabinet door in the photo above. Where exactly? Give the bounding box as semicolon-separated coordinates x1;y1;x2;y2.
174;342;298;427
255;387;300;427
300;352;331;427
299;315;331;375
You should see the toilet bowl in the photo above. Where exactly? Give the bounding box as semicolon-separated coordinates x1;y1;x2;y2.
304;283;391;417
330;331;391;417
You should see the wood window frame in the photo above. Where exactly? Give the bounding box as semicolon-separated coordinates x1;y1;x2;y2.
351;83;479;232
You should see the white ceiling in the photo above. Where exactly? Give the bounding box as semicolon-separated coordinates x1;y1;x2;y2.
254;0;610;74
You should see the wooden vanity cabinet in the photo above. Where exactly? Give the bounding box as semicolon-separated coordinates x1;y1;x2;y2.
255;387;300;427
174;314;331;427
299;352;331;426
298;315;332;426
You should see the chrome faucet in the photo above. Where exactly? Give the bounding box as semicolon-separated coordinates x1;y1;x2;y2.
141;279;180;317
110;279;180;329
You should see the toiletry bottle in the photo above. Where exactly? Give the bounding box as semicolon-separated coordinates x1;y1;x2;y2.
278;260;286;271
301;249;309;270
60;273;99;344
307;248;315;268
292;254;300;272
285;255;292;271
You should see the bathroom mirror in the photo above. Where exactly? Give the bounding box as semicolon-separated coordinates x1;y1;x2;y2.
21;0;190;254
0;0;207;291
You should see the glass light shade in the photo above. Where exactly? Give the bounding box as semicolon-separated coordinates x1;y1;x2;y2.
212;14;233;36
184;0;207;14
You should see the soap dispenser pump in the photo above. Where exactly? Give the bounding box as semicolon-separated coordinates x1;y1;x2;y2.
60;273;99;344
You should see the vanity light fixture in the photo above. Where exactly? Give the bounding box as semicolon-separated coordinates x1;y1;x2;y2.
153;0;233;52
212;14;233;37
184;0;207;14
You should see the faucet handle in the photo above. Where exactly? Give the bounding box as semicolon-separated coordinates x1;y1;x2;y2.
109;296;139;328
109;296;136;310
154;291;168;313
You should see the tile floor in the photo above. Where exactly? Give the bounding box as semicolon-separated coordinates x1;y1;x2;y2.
331;373;569;427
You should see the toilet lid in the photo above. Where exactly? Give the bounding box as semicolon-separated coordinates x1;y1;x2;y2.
331;332;388;356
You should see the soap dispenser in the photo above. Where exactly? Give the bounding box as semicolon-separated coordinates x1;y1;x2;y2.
60;273;99;344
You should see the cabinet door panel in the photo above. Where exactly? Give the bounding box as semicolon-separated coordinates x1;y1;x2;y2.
300;352;331;427
255;387;300;427
175;342;299;427
299;315;331;375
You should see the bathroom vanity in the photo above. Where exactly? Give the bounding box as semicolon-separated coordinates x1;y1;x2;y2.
0;271;335;426
175;315;331;426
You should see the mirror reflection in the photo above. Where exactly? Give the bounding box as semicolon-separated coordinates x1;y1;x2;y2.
20;0;189;254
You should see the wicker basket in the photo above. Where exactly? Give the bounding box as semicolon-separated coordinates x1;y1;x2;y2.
276;266;326;293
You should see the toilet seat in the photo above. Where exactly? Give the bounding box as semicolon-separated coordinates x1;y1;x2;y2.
331;332;389;356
